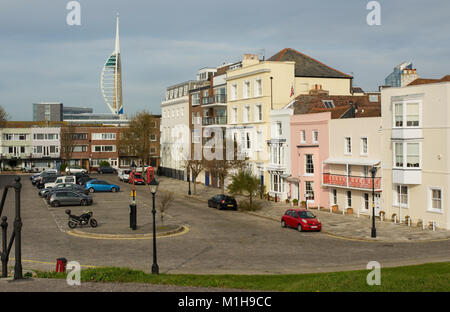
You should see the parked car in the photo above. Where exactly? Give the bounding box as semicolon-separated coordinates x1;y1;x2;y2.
30;172;41;181
281;209;322;232
48;191;93;207
85;180;120;193
31;169;58;185
65;166;87;174
40;183;89;198
44;175;76;189
77;176;94;186
207;194;238;210
98;166;116;174
68;171;89;179
129;172;145;185
36;174;60;189
117;168;131;182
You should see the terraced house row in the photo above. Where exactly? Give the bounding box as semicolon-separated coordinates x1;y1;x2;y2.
160;48;450;230
0;121;161;172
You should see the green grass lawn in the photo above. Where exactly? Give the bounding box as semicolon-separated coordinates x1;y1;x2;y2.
36;262;450;292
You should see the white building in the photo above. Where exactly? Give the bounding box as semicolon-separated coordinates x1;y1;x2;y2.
267;108;293;200
31;126;61;170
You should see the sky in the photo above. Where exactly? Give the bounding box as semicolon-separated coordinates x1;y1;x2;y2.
0;0;449;121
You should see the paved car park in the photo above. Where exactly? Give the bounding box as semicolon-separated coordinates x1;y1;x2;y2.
0;174;449;275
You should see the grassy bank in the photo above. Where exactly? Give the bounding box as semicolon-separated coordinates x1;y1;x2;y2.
36;262;450;292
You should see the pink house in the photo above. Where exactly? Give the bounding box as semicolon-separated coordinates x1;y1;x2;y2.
289;112;331;208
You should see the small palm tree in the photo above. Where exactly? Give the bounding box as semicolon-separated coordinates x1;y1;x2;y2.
227;169;260;205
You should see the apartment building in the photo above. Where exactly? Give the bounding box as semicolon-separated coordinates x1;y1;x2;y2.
323;116;382;215
1;128;32;170
267;108;293;200
31;127;61;170
288;92;381;209
381;75;450;230
227;48;353;190
160;79;206;180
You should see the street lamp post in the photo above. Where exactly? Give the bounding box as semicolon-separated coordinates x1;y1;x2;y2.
187;167;191;196
149;178;159;274
371;167;377;238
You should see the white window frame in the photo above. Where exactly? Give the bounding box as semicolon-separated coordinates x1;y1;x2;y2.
393;184;409;208
254;78;262;97
312;130;318;144
360;137;368;156
392;141;422;169
231;107;238;124
300;130;306;144
331;189;337;205
427;187;443;213
304;154;314;176
392;99;422;129
255;104;263;122
243;105;250;123
362;193;370;210
344;137;352;155
346;190;352;208
243;81;250;99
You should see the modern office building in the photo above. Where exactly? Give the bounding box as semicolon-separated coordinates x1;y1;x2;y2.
385;62;419;88
33;102;63;122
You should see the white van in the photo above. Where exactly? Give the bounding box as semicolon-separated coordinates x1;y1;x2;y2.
117;168;131;182
45;175;76;188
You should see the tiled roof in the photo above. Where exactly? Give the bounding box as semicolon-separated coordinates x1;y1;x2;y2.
268;48;352;79
408;75;450;86
292;93;381;119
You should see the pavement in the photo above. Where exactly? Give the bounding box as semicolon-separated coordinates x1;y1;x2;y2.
0;277;247;292
0;173;449;280
157;176;450;242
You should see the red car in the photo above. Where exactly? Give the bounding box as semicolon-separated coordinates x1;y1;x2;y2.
129;172;145;185
281;209;322;232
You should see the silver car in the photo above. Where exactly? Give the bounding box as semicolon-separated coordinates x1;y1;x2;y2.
48;191;93;207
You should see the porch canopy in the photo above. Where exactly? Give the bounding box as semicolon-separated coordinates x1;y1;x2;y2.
323;157;381;167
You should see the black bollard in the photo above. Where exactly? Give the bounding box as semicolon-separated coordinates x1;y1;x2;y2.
129;203;137;230
1;216;7;278
13;177;23;280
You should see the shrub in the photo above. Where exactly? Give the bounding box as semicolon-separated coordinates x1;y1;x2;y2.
99;160;111;167
60;163;67;172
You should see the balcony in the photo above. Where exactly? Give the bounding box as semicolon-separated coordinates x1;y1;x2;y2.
322;173;381;191
202;116;227;126
202;94;227;107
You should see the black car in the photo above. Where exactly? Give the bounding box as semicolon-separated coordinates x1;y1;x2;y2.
98;166;116;174
68;171;89;179
77;176;94;185
208;194;237;210
36;175;60;189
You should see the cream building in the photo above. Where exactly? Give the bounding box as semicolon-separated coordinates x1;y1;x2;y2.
381;77;450;230
323;117;383;215
226;48;353;189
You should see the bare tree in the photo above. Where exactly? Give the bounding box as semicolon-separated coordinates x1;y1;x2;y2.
60;124;76;165
182;159;203;195
158;191;174;225
202;138;247;193
118;111;159;180
0;105;8;128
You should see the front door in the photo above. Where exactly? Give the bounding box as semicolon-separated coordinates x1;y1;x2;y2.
205;171;210;187
374;193;381;216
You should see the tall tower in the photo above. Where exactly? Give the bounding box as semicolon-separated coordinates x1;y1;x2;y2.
101;14;123;115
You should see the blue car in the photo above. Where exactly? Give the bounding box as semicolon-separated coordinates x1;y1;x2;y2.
85;179;120;193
